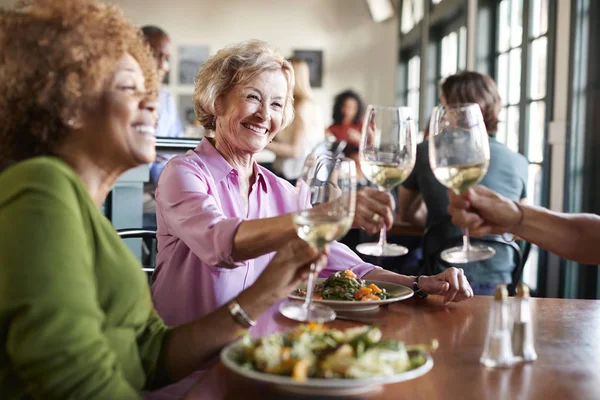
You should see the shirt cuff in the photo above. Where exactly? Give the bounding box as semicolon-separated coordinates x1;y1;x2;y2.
213;217;246;268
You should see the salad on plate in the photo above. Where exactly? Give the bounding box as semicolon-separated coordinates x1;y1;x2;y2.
294;269;397;302
231;323;429;382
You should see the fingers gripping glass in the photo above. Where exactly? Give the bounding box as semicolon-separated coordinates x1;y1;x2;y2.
429;104;496;263
356;105;417;257
279;155;357;322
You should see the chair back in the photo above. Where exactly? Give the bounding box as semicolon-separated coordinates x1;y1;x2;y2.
422;217;527;295
117;229;156;285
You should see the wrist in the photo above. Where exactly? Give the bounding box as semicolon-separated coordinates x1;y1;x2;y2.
412;275;428;298
237;282;280;321
507;201;525;235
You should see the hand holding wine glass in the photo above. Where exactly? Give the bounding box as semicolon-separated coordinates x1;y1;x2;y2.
356;105;417;257
429;103;495;263
279;154;357;322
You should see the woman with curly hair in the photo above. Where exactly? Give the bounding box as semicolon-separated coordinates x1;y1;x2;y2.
326;90;365;180
0;1;325;398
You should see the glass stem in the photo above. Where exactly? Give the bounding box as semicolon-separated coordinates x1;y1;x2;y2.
378;223;387;252
462;227;472;252
302;263;316;313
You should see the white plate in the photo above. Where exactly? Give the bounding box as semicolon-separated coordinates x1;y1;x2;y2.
288;279;414;312
221;343;433;396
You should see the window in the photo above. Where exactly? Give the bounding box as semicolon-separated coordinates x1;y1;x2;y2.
398;54;422;132
493;0;550;290
401;0;424;34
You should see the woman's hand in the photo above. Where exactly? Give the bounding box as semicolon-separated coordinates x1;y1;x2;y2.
418;267;473;304
447;186;522;237
252;239;328;301
353;186;395;234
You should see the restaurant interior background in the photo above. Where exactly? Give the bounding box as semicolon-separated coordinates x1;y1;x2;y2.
3;0;597;299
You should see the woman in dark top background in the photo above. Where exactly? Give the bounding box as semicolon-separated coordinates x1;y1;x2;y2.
397;71;529;295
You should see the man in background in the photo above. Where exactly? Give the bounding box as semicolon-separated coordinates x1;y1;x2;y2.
142;25;183;183
141;26;183;230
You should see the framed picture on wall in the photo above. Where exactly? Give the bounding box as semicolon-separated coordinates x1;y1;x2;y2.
178;45;210;85
293;49;323;88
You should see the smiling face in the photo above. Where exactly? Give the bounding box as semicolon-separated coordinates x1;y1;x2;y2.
215;69;288;155
78;53;158;169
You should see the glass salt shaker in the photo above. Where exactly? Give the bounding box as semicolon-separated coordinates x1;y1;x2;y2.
512;282;538;362
480;285;515;368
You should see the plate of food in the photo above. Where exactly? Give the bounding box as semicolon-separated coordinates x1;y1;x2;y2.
288;269;414;312
221;323;434;396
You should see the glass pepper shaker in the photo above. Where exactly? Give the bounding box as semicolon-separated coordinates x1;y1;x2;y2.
480;285;515;368
512;283;538;362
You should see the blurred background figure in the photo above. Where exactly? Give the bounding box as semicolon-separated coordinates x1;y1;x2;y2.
142;25;183;229
268;57;325;186
397;71;529;295
141;25;183;181
326;89;365;182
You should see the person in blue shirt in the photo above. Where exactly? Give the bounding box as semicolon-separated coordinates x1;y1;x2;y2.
397;71;529;295
141;25;183;182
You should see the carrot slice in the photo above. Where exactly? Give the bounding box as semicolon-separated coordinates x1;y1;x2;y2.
368;283;382;293
354;287;373;300
345;269;357;279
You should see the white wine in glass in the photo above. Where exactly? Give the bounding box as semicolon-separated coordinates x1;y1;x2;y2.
429;104;496;264
279;154;356;323
356;105;417;257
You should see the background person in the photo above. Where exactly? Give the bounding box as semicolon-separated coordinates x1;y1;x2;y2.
267;57;325;186
397;71;529;295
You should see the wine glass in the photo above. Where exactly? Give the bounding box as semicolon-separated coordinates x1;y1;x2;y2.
279;154;357;322
355;105;417;257
429;103;496;263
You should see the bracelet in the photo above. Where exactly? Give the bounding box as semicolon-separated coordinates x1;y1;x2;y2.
412;276;428;298
227;299;256;328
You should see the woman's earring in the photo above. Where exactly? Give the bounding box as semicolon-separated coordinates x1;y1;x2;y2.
67;119;74;126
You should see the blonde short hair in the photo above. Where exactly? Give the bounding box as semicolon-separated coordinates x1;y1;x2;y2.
193;39;295;131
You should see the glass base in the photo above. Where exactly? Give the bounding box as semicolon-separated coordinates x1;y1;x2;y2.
279;301;336;323
356;242;409;257
441;245;496;264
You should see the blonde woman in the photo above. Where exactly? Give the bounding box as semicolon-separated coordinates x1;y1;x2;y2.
267;57;325;184
151;40;473;338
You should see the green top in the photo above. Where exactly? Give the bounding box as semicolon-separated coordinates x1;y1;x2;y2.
0;157;172;399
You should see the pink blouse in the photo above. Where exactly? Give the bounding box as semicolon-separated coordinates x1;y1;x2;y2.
151;139;378;326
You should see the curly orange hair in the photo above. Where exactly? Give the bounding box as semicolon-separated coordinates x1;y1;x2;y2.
0;0;157;166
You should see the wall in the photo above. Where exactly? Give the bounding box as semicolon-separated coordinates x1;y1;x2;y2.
0;0;398;125
118;0;397;125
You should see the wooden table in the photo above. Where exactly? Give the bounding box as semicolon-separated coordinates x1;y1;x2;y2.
183;297;600;400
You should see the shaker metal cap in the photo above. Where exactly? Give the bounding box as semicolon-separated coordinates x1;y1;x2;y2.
494;284;508;300
516;283;531;298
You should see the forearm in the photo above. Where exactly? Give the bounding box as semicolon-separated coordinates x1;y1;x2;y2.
232;214;297;262
162;284;279;381
363;268;415;287
514;205;600;264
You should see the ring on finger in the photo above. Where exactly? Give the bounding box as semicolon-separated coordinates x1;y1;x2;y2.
372;213;380;223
